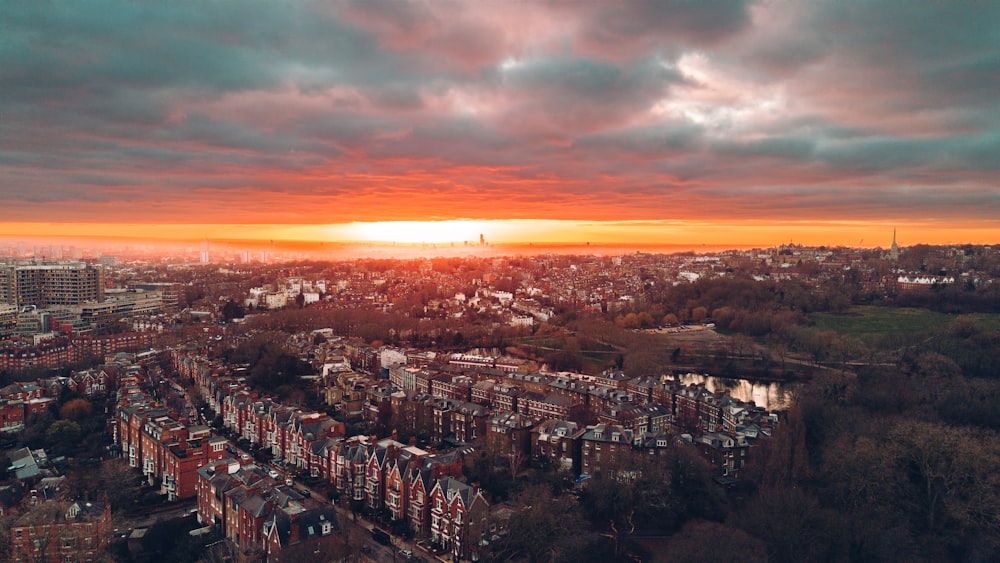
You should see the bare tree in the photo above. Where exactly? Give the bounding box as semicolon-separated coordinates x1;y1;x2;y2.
508;449;526;482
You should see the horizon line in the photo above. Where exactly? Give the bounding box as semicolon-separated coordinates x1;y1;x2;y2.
1;218;997;249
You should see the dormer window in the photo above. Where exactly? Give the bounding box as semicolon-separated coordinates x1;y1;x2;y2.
612;433;619;442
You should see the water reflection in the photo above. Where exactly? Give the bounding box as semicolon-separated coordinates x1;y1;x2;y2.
668;373;795;411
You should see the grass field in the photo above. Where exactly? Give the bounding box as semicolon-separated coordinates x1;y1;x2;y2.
513;334;621;371
811;306;1000;339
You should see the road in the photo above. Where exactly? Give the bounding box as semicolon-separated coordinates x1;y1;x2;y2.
114;500;198;540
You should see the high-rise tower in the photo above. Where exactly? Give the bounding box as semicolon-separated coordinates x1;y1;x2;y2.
0;262;104;307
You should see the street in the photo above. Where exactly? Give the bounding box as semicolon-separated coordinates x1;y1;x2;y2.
114;500;198;539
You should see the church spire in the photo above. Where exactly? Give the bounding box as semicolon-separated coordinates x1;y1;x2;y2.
889;228;899;260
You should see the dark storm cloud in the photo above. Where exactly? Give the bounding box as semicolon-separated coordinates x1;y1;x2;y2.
574;0;755;56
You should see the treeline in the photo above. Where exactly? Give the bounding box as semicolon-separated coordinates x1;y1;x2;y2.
483;444;731;562
892;282;1000;313
784;368;1000;562
643;276;851;322
242;306;528;352
605;276;851;349
902;317;1000;382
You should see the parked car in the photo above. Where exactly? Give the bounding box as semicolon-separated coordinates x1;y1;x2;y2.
398;549;414;559
372;528;391;545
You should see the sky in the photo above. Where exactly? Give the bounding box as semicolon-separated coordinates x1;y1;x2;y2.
2;0;999;248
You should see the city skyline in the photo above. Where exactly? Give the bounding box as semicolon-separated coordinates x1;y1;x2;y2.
2;1;999;248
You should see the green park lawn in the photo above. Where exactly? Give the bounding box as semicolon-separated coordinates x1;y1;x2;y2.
812;306;1000;339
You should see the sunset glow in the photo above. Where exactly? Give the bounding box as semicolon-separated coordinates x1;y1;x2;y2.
2;1;998;249
2;219;998;250
341;221;497;245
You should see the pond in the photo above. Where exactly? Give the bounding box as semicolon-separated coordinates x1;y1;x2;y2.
669;372;795;411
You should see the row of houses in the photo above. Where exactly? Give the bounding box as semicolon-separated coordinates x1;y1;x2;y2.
103;352;352;561
379;365;777;479
195;459;340;560
177;348;493;560
0;360;145;434
0;331;154;371
0;353;169;562
170;335;785;556
190;334;779;481
114;361;230;502
189;426;491;561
